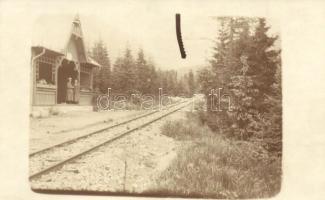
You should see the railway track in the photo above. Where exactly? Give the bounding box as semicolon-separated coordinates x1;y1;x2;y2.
29;100;191;180
30;101;184;156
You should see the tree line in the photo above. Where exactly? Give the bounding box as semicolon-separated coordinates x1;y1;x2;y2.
89;41;196;98
197;17;282;156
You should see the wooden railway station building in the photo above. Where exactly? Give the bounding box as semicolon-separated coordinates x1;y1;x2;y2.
31;16;100;108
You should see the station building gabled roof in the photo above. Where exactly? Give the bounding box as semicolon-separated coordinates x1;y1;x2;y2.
31;15;101;68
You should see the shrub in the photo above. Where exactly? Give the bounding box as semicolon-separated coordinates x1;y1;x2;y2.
151;112;281;198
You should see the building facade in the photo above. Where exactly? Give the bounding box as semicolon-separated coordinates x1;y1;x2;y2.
31;16;100;107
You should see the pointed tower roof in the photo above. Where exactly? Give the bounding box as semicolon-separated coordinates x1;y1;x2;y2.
71;14;83;38
31;14;100;67
62;14;88;62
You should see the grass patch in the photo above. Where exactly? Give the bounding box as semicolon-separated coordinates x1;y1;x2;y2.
148;112;281;199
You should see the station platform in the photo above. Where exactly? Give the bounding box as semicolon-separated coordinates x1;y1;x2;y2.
31;104;93;118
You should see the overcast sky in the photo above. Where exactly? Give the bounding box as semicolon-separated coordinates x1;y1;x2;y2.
28;0;280;70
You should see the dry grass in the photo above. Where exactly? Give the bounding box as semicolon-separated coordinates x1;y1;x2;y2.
148;112;281;199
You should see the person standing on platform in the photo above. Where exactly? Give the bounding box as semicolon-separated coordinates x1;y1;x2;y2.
66;77;74;104
73;79;80;104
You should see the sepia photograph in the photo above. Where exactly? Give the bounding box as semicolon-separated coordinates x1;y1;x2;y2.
2;1;325;200
28;7;282;199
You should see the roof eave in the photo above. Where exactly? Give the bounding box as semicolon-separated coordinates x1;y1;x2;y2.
32;46;65;56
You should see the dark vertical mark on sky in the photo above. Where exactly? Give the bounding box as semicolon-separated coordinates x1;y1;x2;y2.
176;14;186;59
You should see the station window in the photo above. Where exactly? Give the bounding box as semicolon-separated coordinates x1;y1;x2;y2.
80;71;91;90
37;62;54;85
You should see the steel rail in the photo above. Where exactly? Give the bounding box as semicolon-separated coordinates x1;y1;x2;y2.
29;101;191;180
29;101;183;157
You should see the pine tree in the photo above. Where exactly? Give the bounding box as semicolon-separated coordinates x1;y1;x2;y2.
164;70;178;96
91;40;111;93
198;17;281;139
111;47;136;95
249;18;280;110
135;49;151;94
188;70;195;97
161;71;168;93
147;61;158;95
111;56;122;93
228;56;260;140
210;17;230;89
261;56;282;155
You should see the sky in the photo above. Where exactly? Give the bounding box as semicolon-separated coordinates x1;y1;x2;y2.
28;0;280;70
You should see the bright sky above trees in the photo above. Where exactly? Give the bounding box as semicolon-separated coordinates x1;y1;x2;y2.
26;1;280;70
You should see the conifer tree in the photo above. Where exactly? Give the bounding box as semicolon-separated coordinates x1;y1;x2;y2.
198;17;281;145
135;49;151;94
228;56;260;140
111;47;136;95
188;70;195;97
249;18;280;109
147;61;158;95
91;40;111;93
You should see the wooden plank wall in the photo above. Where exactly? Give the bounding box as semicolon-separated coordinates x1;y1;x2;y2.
34;87;56;105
